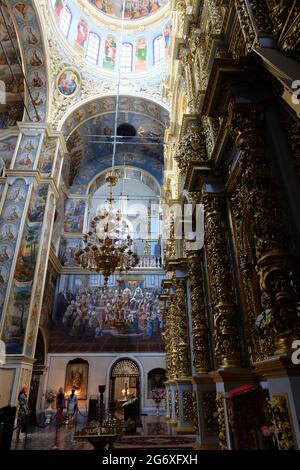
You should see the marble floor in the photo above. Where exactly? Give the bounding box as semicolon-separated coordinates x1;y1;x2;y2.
11;413;196;450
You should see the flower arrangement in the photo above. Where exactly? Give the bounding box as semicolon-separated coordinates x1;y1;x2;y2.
45;388;56;404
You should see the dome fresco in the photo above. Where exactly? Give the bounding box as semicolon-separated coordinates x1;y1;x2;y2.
51;0;171;73
86;0;168;21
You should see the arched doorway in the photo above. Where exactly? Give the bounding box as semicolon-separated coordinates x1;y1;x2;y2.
110;358;140;416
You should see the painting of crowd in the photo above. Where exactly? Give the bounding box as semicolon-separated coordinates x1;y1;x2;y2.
56;284;164;341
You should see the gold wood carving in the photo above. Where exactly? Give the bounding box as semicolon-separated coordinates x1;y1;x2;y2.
188;251;211;373
271;394;296;450
183;390;194;423
192;391;198;431
203;193;241;367
174;390;179;419
174;123;208;176
203;391;219;437
216;392;227;450
229;104;299;355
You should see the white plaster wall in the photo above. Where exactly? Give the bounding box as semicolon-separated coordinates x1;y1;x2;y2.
44;352;165;414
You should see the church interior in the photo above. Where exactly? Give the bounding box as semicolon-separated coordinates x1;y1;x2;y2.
0;0;300;452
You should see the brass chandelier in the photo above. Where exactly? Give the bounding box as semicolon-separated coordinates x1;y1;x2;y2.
75;170;139;284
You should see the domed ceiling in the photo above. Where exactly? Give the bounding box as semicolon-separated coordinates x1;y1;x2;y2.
63;95;168;192
87;0;168;21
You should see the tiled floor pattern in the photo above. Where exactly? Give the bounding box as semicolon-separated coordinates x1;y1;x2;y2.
12;415;196;450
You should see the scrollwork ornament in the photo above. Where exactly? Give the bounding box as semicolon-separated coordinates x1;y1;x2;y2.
229;103;299;355
188;251;211;372
271;395;296;450
216;392;227;449
174;124;208;176
182;390;194;423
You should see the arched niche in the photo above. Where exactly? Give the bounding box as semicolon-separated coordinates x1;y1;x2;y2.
109;357;140;414
4;0;50;124
147;367;166;398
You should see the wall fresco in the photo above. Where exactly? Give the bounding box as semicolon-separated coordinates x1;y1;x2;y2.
103;35;116;70
64;198;86;233
0;178;29;320
0;136;18;169
51;273;165;352
11;0;48;122
25;193;56;357
135;37;147;71
38;137;57;176
0;1;24;128
1;183;49;353
59;237;82;266
88;0;168;20
14;133;42;170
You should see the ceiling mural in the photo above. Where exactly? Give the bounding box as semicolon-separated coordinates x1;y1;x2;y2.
10;0;48;123
87;0;168;21
0;1;24;128
63;95;168;187
51;0;171;74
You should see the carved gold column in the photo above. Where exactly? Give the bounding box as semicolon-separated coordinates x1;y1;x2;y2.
174;278;190;378
229;104;298;355
203;193;241;368
188;251;210;373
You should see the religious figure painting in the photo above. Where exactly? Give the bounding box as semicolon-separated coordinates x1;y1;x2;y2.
59;237;82;266
65;359;89;399
22;25;40;46
57;68;81;97
90;0;168;20
51;274;165;352
28;48;43;67
135;37;147;71
163;22;172;49
29;70;45;88
39;140;57;174
54;0;65;17
103;35;116;70
14;3;34;22
14;224;41;283
28;184;48;223
64;199;86;232
75;17;89;49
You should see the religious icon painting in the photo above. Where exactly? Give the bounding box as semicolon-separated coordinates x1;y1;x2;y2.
65;358;89;399
56;68;81;98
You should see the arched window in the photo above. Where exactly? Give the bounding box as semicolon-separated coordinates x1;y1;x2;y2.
153;35;165;65
120;42;133;73
59;6;72;37
85;32;100;65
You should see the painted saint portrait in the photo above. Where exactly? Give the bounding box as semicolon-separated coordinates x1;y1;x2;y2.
29;70;45;88
54;0;65;17
163;22;172;49
135;37;147;71
64;199;86;232
91;0;168;20
57;68;81;97
28;48;43;67
103;35;116;70
75;17;89;49
65;359;89;399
